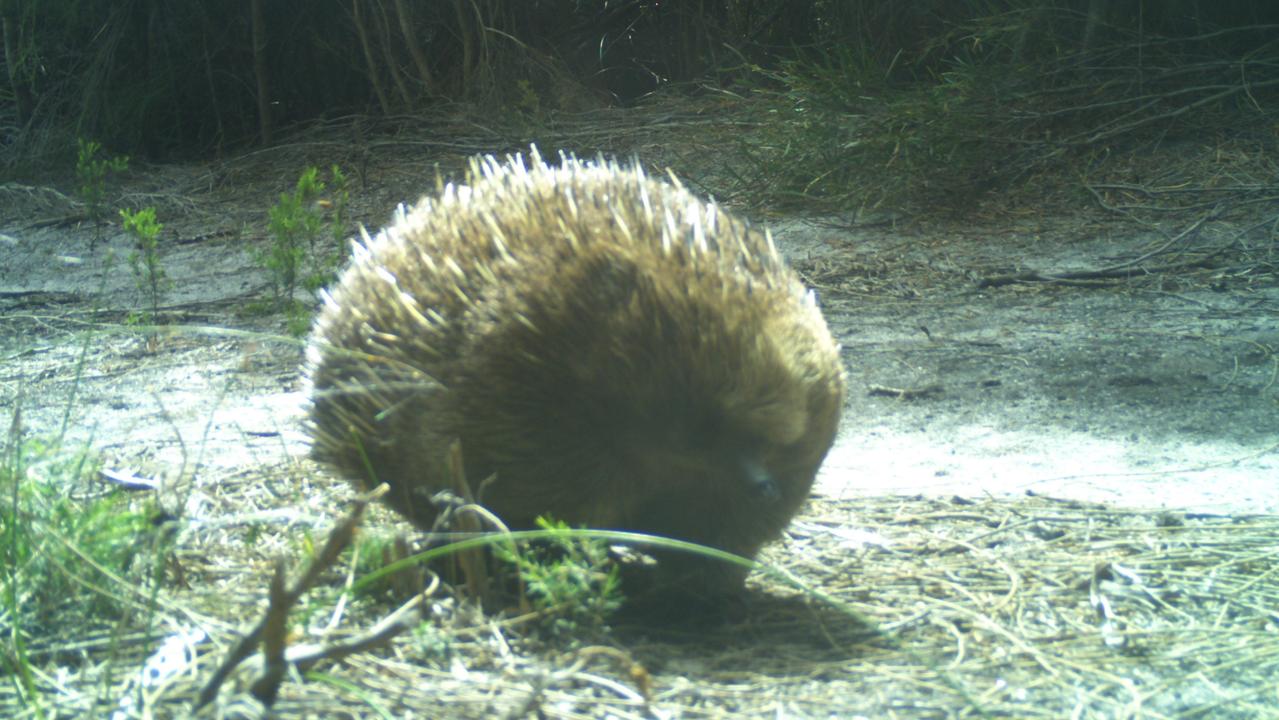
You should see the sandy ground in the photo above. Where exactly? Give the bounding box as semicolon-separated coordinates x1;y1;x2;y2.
3;173;1274;521
771;216;1279;515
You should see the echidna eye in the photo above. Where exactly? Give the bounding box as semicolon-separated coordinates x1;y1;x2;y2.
738;456;780;502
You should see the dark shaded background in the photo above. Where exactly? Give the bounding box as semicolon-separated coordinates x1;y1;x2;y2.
3;0;1278;163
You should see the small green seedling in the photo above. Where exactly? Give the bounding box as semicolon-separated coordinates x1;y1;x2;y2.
496;517;623;642
75;138;129;247
259;165;350;335
120;207;170;334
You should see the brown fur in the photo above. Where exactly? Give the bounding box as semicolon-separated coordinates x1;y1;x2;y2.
304;149;845;596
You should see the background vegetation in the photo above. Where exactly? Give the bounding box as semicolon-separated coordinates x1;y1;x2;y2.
2;1;1277;213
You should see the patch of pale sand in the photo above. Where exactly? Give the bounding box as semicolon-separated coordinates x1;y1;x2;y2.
816;426;1279;514
196;394;1277;517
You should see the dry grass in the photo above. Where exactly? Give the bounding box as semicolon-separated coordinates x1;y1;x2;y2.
7;472;1276;719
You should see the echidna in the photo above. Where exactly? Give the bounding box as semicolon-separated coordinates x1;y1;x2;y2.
304;148;845;598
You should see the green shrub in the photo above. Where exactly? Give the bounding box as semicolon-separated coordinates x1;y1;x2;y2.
75;138;128;246
495;518;622;642
1;437;156;639
259;165;350;335
120;207;170;330
739;41;1016;215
